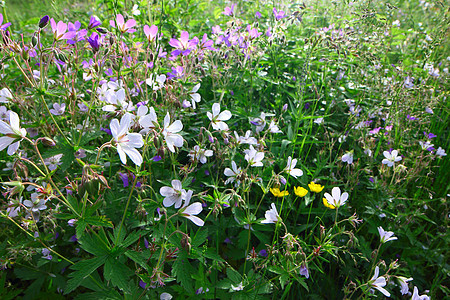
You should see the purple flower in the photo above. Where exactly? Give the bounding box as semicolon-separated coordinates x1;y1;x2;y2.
39;15;49;29
69;235;78;242
369;177;375;183
407;114;418;121
223;4;236;16
87;32;100;53
369;127;382;135
258;249;267;257
255;11;262;18
299;264;309;279
101;127;112;135
118;172;129;187
110;14;136;33
139;280;147;289
0;14;11;31
49;103;66;115
143;24;158;42
152;155;162;162
67;21;87;44
88;16;101;29
68;219;77;227
167;66;184;80
423;132;437;139
273;8;286;21
169;31;198;56
42;248;52;260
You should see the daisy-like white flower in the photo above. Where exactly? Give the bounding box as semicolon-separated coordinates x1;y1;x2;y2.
188;145;213;164
419;141;434;151
49;103;66;115
244;145;264;167
110;113;144;166
24;193;47;221
435;147;447;157
378;226;397;244
189;83;201;109
261;203;281;224
382;150;402;167
234;130;258;145
162;113;183;152
411;286;430;300
368;266;391;297
102;88;134;114
285;156;303;178
44;154;63;171
397;276;413;295
224;161;242;185
207;103;231;131
342;151;354;165
0;111;27;155
179;190;204;226
323;187;348;209
0;87;12;103
160;179;186;208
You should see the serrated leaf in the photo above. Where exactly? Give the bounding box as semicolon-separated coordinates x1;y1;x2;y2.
103;258;131;292
172;250;194;293
65;256;107;294
125;250;150;271
191;228;208;248
78;233;110;256
84;216;113;228
202;249;225;262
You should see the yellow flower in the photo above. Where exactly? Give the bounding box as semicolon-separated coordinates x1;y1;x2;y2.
294;186;308;197
270;188;289;197
309;182;324;193
323;197;336;209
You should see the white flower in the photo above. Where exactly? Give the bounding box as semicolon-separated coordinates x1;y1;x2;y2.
179;192;204;226
0;88;12;103
261;203;280;224
314;117;324;124
378;226;397;243
162;113;183;152
6;197;23;217
382;150;402;167
324;187;348;208
369;266;391;297
419;141;434;151
160;179;186;208
268;120;282;133
244;145;264;167
251;112;266;133
138;106;158;131
397;276;413;295
234;130;258;145
285;156;303;178
160;292;173;300
45;154;63;171
411;286;430;300
188;145;213;164
207;103;231;131
0;111;27;155
131;4;141;16
24;193;47;221
224;161;242;185
110;113;144;166
102;88;134;114
146;74;166;91
364;148;372;157
231;282;244;291
342;152;354;165
189;83;201;109
0;106;10;121
436;147;447;157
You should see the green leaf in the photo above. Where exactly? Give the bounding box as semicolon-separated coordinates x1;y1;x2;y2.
103;258;131;292
191;228;209;248
172;250;194;293
78;233;110;256
125;250;150;271
84;216;113;228
65;256;107;294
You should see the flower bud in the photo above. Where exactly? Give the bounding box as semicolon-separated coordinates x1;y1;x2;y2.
39;15;50;29
40;137;57;147
96;27;108;34
31;33;39;48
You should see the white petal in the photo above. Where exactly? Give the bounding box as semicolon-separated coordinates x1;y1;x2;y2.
9;111;20;131
185;215;204;226
0;120;12;134
116;145;127;164
7;141;20;155
340;192;349;204
172;180;182;190
167;120;183;133
110;118;120;137
217;110;232;121
126;133;144;148
183;202;202;215
160;186;174;197
331;187;341;201
122;146;143;166
212;103;220;116
164;113;170;128
0;136;14;151
290;169;303;178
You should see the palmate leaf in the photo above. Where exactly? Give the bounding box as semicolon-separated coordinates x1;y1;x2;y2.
172;249;194;293
65;255;107;294
103;257;132;293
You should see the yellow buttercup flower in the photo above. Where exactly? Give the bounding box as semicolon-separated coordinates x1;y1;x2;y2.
270;188;289;197
309;182;324;193
294;186;308;197
323;197;336;209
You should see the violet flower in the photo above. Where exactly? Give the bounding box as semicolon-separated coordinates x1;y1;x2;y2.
273;8;286;21
49;103;66;115
169;31;198;56
223;4;236;16
87;32;100;53
88;16;101;29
